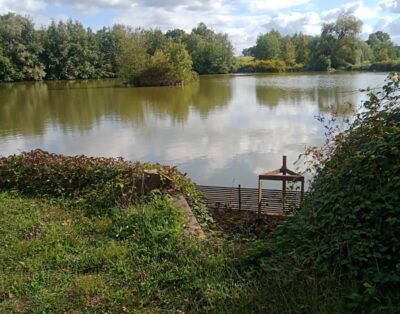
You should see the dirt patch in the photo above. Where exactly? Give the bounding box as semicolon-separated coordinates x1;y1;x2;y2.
212;208;286;238
23;221;45;239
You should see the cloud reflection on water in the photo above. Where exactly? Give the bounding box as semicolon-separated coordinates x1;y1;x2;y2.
0;72;387;187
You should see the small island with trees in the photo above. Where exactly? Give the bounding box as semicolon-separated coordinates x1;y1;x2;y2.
0;13;399;86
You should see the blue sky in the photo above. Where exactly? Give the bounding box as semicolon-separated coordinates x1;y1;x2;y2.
0;0;399;53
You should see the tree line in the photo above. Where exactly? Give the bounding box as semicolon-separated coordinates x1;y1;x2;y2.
1;12;400;84
242;13;400;72
0;14;234;85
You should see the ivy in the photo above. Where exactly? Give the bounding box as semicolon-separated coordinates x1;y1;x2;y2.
256;73;400;309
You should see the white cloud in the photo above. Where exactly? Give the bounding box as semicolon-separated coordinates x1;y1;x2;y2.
261;12;322;36
322;1;378;21
115;1;230;34
374;15;400;40
47;0;221;14
379;0;400;13
0;0;398;51
241;0;312;11
0;0;46;15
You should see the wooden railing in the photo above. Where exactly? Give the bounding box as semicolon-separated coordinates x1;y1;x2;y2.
197;185;307;214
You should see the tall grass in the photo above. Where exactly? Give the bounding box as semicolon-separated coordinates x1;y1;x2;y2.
0;191;345;313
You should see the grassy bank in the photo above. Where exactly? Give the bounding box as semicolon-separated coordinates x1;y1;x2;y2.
0;192;344;313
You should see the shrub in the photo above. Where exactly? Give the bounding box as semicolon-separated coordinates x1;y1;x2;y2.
237;59;287;73
255;73;400;309
0;150;180;215
310;55;332;71
0;150;214;226
369;61;400;72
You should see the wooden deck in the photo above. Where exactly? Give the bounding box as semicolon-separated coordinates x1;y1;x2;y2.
197;185;306;214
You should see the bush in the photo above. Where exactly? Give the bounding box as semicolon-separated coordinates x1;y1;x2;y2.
237;59;287;73
310;55;332;71
369;61;400;72
0;150;180;215
255;73;400;310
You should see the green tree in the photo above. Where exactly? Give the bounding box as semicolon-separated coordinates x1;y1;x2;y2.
0;47;15;81
41;20;105;79
308;37;331;71
367;31;397;62
292;33;312;65
117;29;148;85
164;41;193;83
253;30;282;60
242;46;256;57
41;20;69;79
318;13;363;68
187;23;234;74
165;29;188;43
95;26;122;77
144;29;169;55
358;41;373;64
0;13;45;81
282;37;296;66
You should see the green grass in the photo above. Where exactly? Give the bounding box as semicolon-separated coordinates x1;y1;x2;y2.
234;56;255;67
0;191;345;313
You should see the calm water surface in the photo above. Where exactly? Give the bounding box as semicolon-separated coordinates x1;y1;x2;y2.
0;72;387;187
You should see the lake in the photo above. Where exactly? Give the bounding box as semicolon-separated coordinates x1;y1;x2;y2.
0;72;387;187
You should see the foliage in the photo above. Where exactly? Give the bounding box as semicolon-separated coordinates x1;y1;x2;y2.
369;61;400;72
187;23;235;74
166;28;188;43
0;14;235;83
164;41;194;83
0;13;45;81
253;30;282;60
0;149;214;226
117;28;149;86
242;13;400;72
236;59;287;73
0;150;184;215
118;31;195;86
367;31;398;62
0;192;346;313
282;37;296;66
311;54;332;71
0;48;15;82
253;74;400;311
0;12;398;82
317;13;363;68
95;25;123;77
292;33;312;65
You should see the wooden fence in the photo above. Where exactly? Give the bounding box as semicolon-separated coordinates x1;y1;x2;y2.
197;185;306;215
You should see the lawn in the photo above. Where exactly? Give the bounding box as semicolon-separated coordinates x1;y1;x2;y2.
0;192;341;313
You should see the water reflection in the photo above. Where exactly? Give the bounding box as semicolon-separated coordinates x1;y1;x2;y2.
0;77;233;136
0;72;387;187
255;73;370;115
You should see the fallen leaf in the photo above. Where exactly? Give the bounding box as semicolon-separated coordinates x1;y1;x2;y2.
62;219;73;226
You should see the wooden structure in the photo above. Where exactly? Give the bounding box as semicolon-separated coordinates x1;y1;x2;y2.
197;185;306;214
196;156;306;215
258;155;304;213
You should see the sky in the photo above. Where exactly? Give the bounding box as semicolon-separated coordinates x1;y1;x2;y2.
0;0;399;54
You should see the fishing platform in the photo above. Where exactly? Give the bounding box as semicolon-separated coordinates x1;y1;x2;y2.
197;156;306;215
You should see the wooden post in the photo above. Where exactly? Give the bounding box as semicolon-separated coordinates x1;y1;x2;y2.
238;184;242;211
300;177;305;204
258;177;262;213
282;155;287;211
